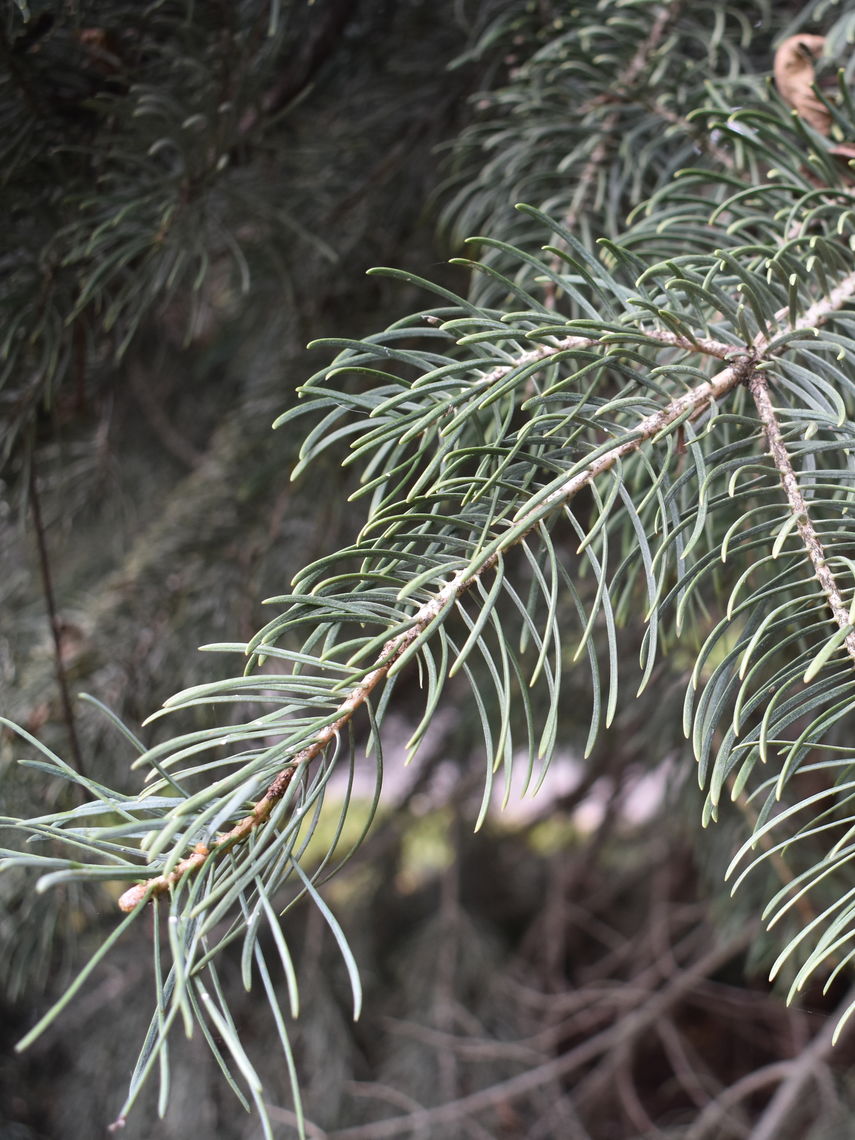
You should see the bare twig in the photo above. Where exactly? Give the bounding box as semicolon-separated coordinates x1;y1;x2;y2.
685;1062;790;1140
323;928;756;1139
28;460;86;782
615;1051;662;1136
655;1016;721;1108
749;985;855;1140
688;985;855;1140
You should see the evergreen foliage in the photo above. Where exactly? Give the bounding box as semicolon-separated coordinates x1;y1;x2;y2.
6;0;855;1136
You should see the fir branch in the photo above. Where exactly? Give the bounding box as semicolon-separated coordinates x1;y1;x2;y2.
747;265;855;664
118;338;754;911
561;1;681;236
648;99;735;170
749;370;855;661
474;327;741;392
118;255;855;910
539;1;683;308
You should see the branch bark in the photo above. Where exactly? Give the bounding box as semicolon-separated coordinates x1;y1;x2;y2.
749;372;855;663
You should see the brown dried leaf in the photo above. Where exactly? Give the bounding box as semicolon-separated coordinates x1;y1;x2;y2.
773;34;831;135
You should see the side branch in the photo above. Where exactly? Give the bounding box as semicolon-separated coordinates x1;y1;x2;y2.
560;2;681;239
475;327;741;391
749;373;855;663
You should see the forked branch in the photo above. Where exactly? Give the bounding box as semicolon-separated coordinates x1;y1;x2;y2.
119;268;855;912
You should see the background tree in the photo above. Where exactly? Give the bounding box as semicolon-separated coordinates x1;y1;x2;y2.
5;1;855;1138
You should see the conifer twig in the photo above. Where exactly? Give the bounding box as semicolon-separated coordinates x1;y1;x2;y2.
556;2;682;255
749;372;855;663
118;335;753;911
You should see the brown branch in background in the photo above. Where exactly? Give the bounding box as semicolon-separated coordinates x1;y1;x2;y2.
544;2;680;308
318;928;757;1140
238;0;358;136
263;834;841;1139
27;460;86;782
0;19;51;119
128;362;204;470
617;2;680;93
743;983;855;1140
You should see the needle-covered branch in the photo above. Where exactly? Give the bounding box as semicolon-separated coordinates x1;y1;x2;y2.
9;5;855;1138
118;255;855;910
750;372;855;663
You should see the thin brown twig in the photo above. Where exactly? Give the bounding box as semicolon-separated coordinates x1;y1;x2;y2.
569;924;719;1111
686;1064;787;1140
128;362;204;470
749;983;855;1140
383;1018;543;1066
615;1050;662;1136
688;983;855;1140
655;1016;722;1109
28;460;86;783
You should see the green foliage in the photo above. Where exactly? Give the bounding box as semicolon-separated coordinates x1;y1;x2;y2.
6;0;855;1135
440;0;774;288
0;0;342;463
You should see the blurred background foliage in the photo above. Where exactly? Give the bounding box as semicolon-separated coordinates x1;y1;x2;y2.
4;1;855;1137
